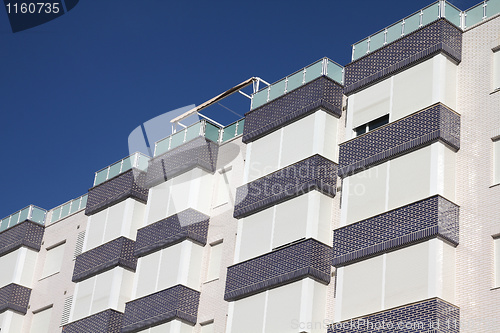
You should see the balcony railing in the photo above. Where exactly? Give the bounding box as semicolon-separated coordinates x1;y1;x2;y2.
352;0;500;61
352;1;461;61
464;0;500;28
49;193;88;224
154;118;245;157
93;152;150;187
0;205;47;232
250;57;344;110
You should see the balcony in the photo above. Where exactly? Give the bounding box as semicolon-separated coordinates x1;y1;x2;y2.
153;118;244;157
233;155;337;219
122;285;200;332
351;0;500;62
250;58;343;110
93;152;150;187
332;195;459;267
72;237;137;283
224;238;332;301
0;284;32;315
338;103;460;177
0;205;46;233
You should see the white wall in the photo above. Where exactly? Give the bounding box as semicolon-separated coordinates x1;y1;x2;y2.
493;50;500;90
0;311;25;333
341;142;456;225
235;191;333;263
84;198;145;251
495;238;500;288
135;320;194;333
345;54;457;140
29;306;53;333
244;110;339;182
70;267;135;322
132;240;203;299
41;242;66;279
227;279;327;333
145;168;214;225
0;247;38;288
335;239;456;321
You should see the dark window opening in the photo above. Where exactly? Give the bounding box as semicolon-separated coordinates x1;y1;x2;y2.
354;114;389;136
368;114;389;131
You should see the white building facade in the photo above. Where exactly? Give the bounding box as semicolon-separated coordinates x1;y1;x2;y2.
1;1;500;332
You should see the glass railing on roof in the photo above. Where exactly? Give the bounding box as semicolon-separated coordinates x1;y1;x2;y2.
154;118;245;157
351;1;462;61
93;152;150;187
49;193;88;224
250;57;344;110
0;205;47;233
464;0;500;28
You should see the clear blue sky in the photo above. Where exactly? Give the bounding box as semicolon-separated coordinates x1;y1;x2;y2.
0;0;480;219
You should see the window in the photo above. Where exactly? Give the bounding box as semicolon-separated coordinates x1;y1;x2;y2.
206;241;223;281
354;114;389;136
493;48;500;90
41;242;66;278
495;237;500;288
493;139;500;184
30;306;53;333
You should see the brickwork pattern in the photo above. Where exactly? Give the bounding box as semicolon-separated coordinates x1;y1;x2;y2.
243;76;343;143
62;309;123;333
0;283;31;315
72;237;137;282
455;14;500;332
122;285;200;333
344;19;462;94
328;298;459;333
332;196;459;267
234;154;337;218
134;208;209;257
145;137;219;188
0;220;44;256
339;103;460;177
224;238;332;301
85;169;148;216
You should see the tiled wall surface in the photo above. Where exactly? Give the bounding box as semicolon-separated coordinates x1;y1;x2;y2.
344;19;462;94
122;285;200;332
145;137;219;188
0;284;31;315
62;309;123;333
224;238;332;301
339;103;460;177
86;169;148;216
243;76;343;143
328;298;459;333
72;237;137;282
333;195;459;266
234;154;337;218
134;209;209;258
0;221;44;256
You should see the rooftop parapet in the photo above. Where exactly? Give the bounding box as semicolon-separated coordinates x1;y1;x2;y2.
250;57;343;110
0;205;46;233
351;0;500;62
153;118;244;157
93;152;150;187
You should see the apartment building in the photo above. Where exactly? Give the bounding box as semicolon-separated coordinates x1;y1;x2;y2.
1;0;500;332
